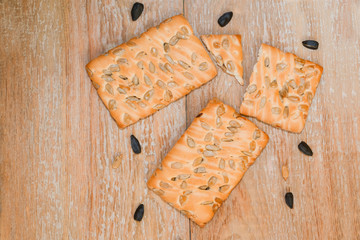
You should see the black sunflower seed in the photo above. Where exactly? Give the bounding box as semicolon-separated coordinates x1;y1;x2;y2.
134;204;144;221
302;40;319;50
131;2;144;21
131;135;141;154
298;141;313;156
218;12;233;27
196;113;203;118
285;192;294;209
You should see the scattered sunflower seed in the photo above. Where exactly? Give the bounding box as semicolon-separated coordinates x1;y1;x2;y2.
302;40;319;50
130;135;141;154
131;2;144;21
218;12;233;27
133;204;144;221
285;192;294;209
298;141;313;156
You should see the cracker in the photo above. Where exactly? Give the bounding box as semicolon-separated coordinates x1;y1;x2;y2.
240;44;323;133
147;99;269;227
86;15;217;128
201;34;243;85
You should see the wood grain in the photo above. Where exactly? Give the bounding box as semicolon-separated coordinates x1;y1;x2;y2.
185;0;360;239
0;0;359;239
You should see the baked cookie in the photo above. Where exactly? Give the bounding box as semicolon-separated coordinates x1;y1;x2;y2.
201;35;243;85
86;15;217;128
147;99;269;227
240;44;323;133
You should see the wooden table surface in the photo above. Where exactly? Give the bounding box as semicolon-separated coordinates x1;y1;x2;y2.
1;0;359;239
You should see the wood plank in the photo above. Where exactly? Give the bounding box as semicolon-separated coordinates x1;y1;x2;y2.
185;0;360;239
0;0;189;239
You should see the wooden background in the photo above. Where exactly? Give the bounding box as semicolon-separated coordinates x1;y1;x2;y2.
1;0;359;239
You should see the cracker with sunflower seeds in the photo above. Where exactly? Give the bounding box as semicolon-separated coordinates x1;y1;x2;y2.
147;98;269;227
86;15;217;128
240;44;323;133
201;34;244;85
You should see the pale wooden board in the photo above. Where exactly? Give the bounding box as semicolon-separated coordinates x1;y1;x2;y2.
185;0;360;239
0;0;360;239
0;0;189;239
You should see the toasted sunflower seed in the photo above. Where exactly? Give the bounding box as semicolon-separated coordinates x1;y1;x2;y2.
123;113;131;124
298;104;309;112
295;58;306;68
225;132;234;137
112;47;124;56
180;181;187;189
158;63;167;73
101;75;114;82
183;72;194;80
198;185;210;190
213;41;220;48
163;89;173;102
160;181;171;189
152;104;165;110
137;61;144;69
276;62;288;72
92;81;100;90
226;60;235;72
250;140;256;152
186;137;195;148
283;106;289;118
143;89;154;101
216;117;222;128
200;201;213;205
264;57;270;67
192;157;203;167
222;172;229;183
191;53;197;65
219;158;225;169
194;167;206;173
219;185;230;193
270;80;278;88
117;86;127;94
169;36;179;46
272;107;282;115
253;129;261;139
163;43;170;53
199;62;208;71
222;38;229;49
164;63;174;73
203;150;215;157
150;47;158;57
167;81;178;88
152;188;164;196
229;159;235;170
287;95;300;102
178;60;190;69
179;195;187;206
144;74;152;86
229;120;241;128
247;84;257;94
216;104;225;116
204;132;213;142
227;126;238;133
288;79;297;89
108;99;117;110
178;174;191;180
136;51;146;59
208;176;218;187
221;138;233;142
117;58;128;65
170;162;183;169
105;84;114;95
126;96;141;102
254;90;262;98
205;144;221;151
149;62;155;73
200;121;211;130
156;80;166;89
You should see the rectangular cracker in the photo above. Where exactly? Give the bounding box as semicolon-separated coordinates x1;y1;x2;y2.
147;99;269;227
86;15;217;128
201;34;244;85
240;44;323;133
